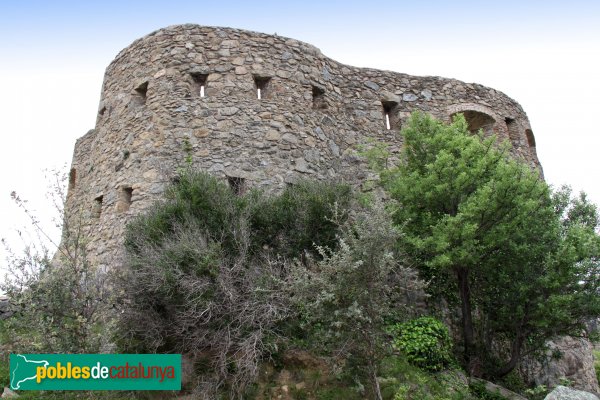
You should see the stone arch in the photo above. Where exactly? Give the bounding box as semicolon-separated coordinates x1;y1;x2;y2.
450;110;496;136
447;103;498;137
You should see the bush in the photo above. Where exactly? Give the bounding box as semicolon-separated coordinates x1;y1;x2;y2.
390;317;453;372
290;202;426;400
1;169;114;353
118;170;355;399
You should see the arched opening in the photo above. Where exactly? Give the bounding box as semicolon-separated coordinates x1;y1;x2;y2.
453;110;495;136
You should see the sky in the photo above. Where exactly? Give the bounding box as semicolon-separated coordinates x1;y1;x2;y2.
1;0;599;277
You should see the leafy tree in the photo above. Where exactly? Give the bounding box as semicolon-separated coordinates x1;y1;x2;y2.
373;112;600;377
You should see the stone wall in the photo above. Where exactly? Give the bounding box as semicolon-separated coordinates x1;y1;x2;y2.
64;23;540;271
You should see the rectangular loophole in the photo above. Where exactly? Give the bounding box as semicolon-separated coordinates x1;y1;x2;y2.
117;186;133;213
227;176;246;196
381;101;399;130
134;81;148;105
191;73;208;98
93;195;103;219
505;117;519;145
312;86;326;110
254;76;271;100
69;168;76;189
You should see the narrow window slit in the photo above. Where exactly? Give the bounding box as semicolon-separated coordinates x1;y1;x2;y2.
228;176;246;196
312;86;326;109
253;76;271;100
381;101;399;130
93;195;103;219
191;73;208;98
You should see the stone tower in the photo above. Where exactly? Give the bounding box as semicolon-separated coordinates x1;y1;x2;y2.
64;24;540;269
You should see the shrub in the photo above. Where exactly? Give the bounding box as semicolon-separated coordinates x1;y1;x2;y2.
1;169;114;353
390;317;453;372
118;170;355;399
290;202;426;400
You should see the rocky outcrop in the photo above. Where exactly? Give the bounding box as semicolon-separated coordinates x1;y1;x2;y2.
544;385;599;400
1;387;19;398
522;336;600;394
0;296;12;320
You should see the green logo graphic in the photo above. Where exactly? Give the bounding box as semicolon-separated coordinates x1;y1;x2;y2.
9;354;181;391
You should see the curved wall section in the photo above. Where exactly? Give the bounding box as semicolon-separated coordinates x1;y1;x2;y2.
65;24;541;268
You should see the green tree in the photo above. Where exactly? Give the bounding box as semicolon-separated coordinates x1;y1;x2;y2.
374;112;600;377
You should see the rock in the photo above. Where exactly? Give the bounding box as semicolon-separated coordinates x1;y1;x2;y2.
403;93;418;102
521;336;600;394
294;158;309;173
365;80;380;91
328;140;340;156
544;385;599;400
1;387;19;398
219;107;239;116
0;296;12;320
265;130;280;141
381;91;400;104
470;378;527;400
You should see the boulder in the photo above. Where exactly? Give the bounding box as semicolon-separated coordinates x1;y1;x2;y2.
0;296;12;320
1;387;19;398
544;385;599;400
521;336;600;394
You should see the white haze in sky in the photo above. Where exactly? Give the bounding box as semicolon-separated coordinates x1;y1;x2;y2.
1;1;599;282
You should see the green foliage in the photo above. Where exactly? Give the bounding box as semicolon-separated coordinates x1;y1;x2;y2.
120;170;355;397
523;385;549;400
468;381;507;400
372;112;600;377
379;356;472;400
2;170;114;354
125;170;352;260
390;317;453;372
289;202;426;399
0;343;8;388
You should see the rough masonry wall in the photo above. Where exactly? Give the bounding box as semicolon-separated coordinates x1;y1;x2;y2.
65;24;540;268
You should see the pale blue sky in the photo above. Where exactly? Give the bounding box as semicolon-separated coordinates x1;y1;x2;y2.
1;0;599;275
